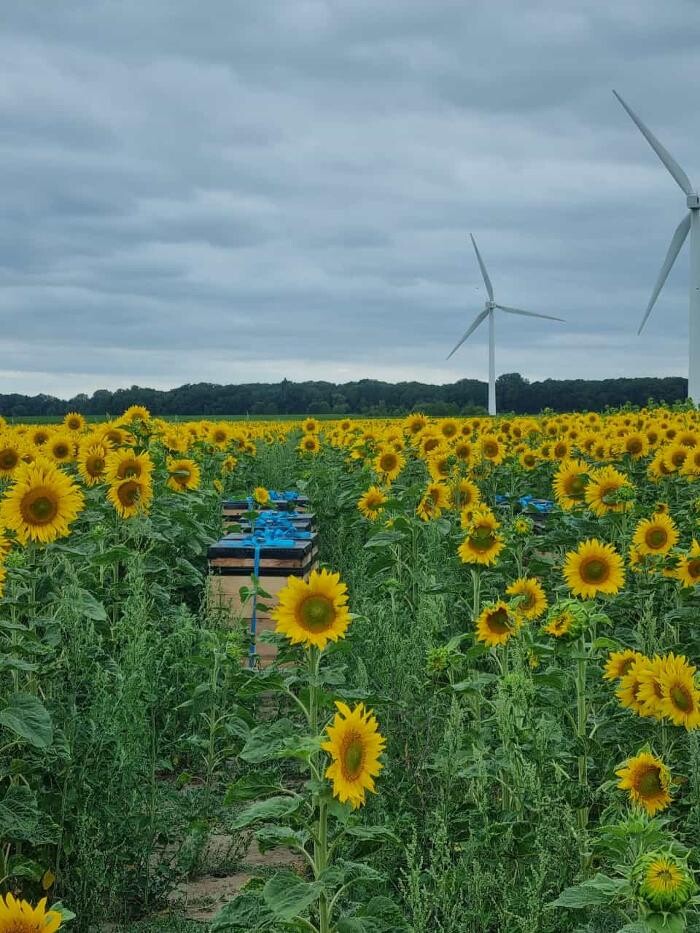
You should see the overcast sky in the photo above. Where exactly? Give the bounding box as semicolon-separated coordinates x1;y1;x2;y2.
1;0;699;397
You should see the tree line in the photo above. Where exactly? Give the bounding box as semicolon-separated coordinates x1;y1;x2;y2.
0;373;688;418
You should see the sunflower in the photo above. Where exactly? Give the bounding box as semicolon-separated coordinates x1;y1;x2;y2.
458;510;504;566
105;449;154;484
404;412;427;436
662;442;689;473
518;450;539;470
621;431;649;459
427;452;452;482
47;433;75;464
303;418;320;434
77;442;108;486
167;457;201;493
419;434;442;457
603;649;645;682
357;485;387;520
452;478;480;510
107;475;154;519
100;425;134;448
553;459;589;510
633;851;696;913
63;411;86;432
322;701;385;809
617;658;654;717
632;512;679;557
616;750;672;815
476;601;519;647
657;653;700;729
452;440;473;464
562;538;625;598
120;404;151;425
506;577;548;620
0;436;24;477
542;606;576;638
584;465;632;516
674;539;700;587
31;428;50;447
221;455;238;474
374;447;405;482
438;418;459;440
298;434;321;455
479;433;505;465
636;656;666;718
0;459;84;545
680;446;700;476
209;423;231;448
272;569;350;650
0;893;62;932
416;481;452;522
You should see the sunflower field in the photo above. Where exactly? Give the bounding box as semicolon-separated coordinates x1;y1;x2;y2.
4;406;700;931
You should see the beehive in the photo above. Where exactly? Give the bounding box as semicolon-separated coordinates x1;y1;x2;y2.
222;495;311;523
208;533;318;667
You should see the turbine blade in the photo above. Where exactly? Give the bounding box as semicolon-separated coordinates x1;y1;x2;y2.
446;308;489;360
495;304;565;323
470;233;494;300
613;90;694;197
638;212;691;334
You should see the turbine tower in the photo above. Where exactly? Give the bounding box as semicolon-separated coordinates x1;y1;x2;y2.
447;234;564;416
614;90;700;402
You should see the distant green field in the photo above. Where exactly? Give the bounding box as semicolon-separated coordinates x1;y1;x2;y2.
4;413;371;424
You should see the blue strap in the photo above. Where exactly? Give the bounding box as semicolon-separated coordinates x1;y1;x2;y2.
248;540;261;667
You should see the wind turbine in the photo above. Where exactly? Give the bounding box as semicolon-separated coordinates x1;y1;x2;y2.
614;90;700;402
447;234;565;416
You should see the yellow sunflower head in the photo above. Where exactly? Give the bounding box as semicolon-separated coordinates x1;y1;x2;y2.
506;577;548;621
616;750;672;815
563;538;625;599
458;510;504;566
603;649;645;682
272;569;351;650
0;893;62;933
77;442;108;487
633;512;679;557
107;475;154;519
476;601;519;647
105;449;154;484
657;653;700;730
63;411;86;433
167;457;201;493
357;485;387;521
322;701;385;809
0;458;84;546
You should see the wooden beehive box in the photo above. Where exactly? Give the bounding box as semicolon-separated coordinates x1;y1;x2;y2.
225;511;317;533
208;534;318;667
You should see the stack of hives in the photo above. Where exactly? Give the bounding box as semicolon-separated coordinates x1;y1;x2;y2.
208;491;318;667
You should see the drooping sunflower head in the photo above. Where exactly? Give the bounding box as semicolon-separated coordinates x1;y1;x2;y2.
603;648;645;682
272;569;351;650
476;601;519;647
357;485;387;520
657;653;700;730
167;457;201;493
77;442;108;486
322;701;386;809
616;750;672;816
458;509;504;566
0;892;62;933
632;850;696;913
506;577;548;621
107;475;154;519
553;459;589;510
0;458;85;545
563;538;625;599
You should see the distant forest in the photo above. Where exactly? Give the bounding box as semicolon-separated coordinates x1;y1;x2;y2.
0;373;689;418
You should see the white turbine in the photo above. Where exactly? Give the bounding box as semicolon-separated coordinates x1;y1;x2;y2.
614;90;700;402
447;234;564;416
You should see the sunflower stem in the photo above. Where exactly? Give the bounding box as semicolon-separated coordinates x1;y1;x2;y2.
470;568;481;625
575;637;589;847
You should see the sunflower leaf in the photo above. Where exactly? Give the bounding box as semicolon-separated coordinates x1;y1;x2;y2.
549;873;627;908
263;870;324;921
230;795;302;830
0;692;53;748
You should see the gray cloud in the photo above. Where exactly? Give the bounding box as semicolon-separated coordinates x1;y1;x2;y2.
0;0;699;396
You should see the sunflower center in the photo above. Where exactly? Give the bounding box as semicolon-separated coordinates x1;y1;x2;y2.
567;476;586;497
87;456;105;476
637;767;662;796
645;528;668;549
469;528;496;552
672;451;686;466
21;489;59;526
0;449;18;469
117;481;141;508
341;733;365;779
687;559;700;579
581;558;609;583
380;455;397;471
523;455;535;467
487;608;511;634
54;444;70;458
483;442;498;457
299;595;334;632
670;683;693;712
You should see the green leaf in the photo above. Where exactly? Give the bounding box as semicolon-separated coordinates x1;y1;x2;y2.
255;824;309;853
338;896;410;932
74;588;108;621
550;874;627;908
230;795;302;830
211;890;273;931
0;784;39;841
263;870;323;921
239;719;296;763
344;824;399;844
224;772;281;804
0;692;53;748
